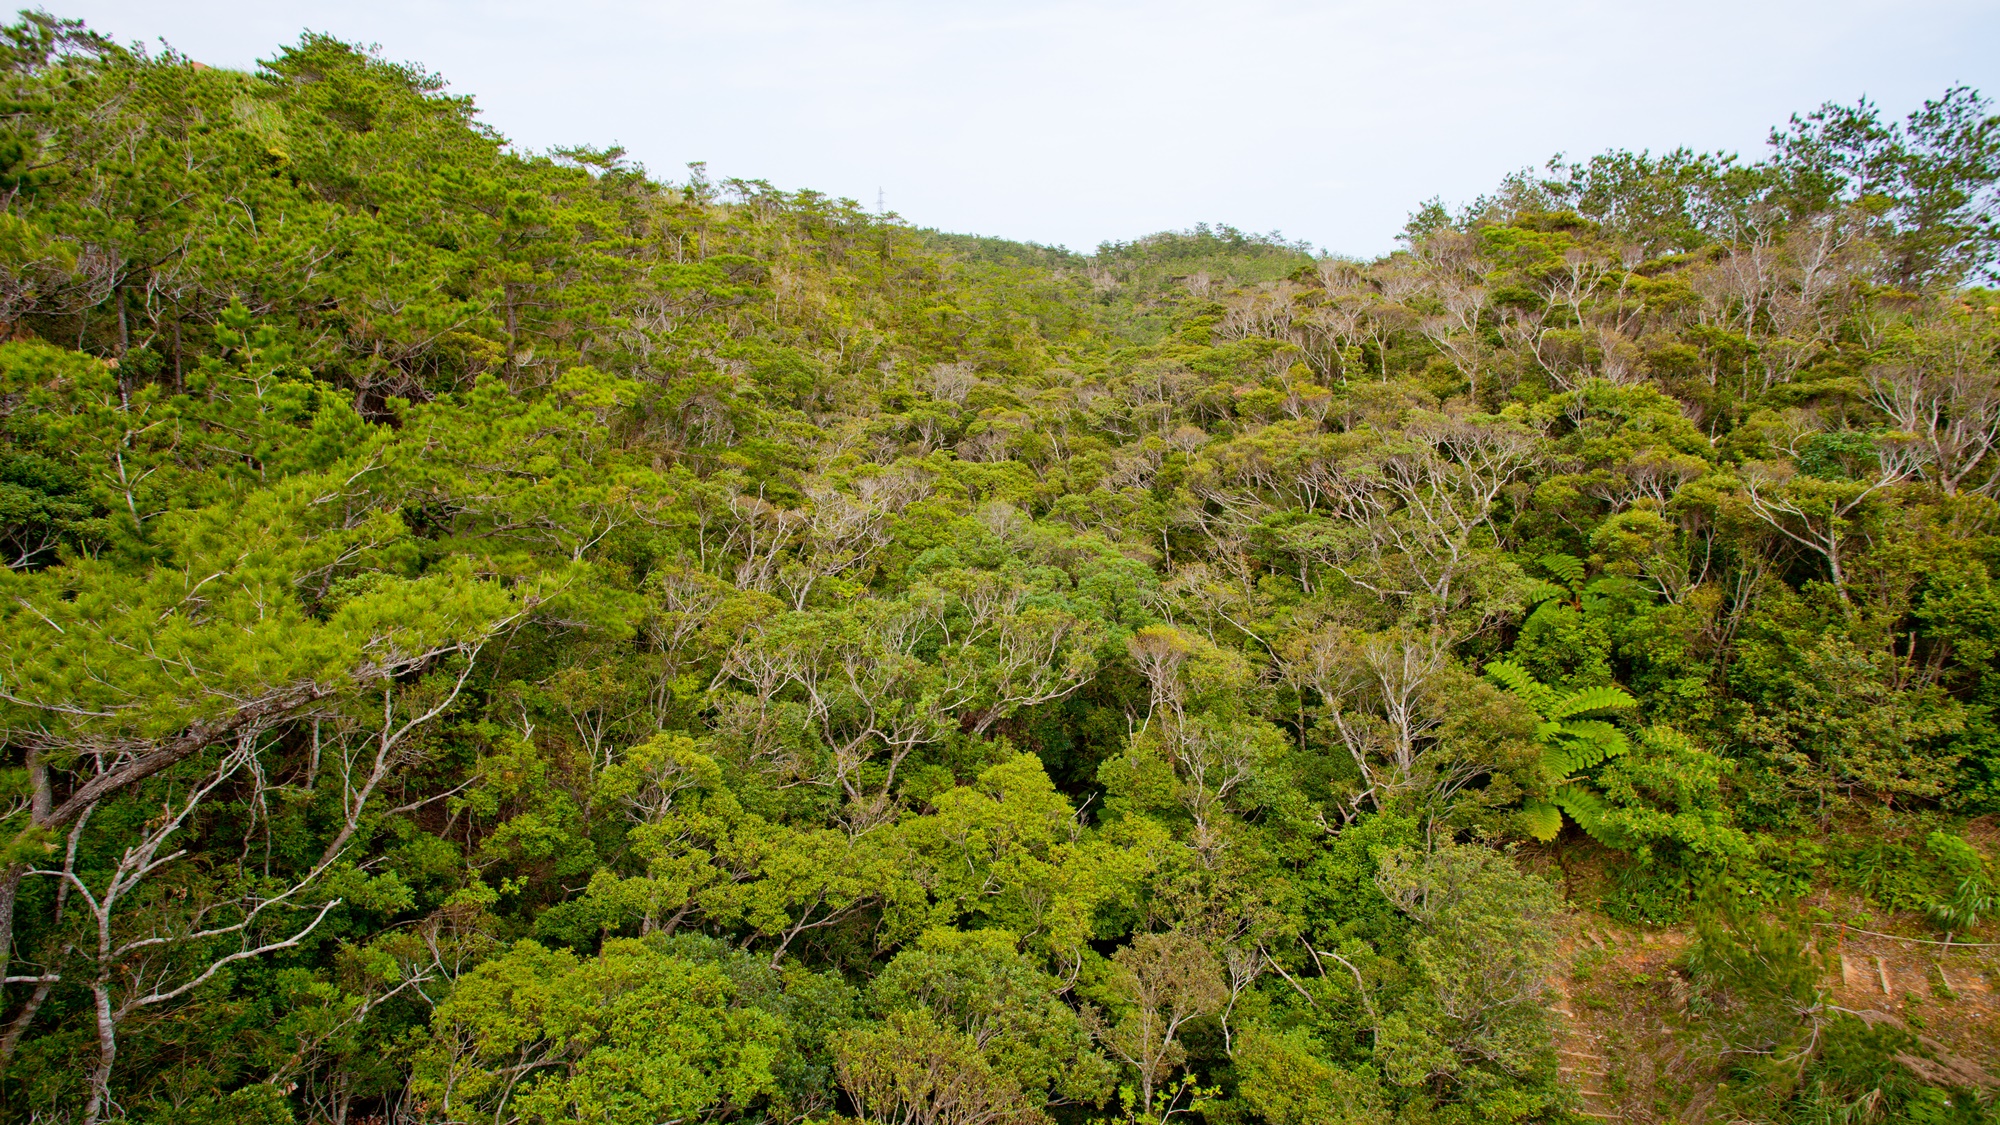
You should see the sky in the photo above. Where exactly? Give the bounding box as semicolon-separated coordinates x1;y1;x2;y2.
54;0;2000;258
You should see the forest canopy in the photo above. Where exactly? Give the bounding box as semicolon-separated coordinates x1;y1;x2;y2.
0;10;1998;1125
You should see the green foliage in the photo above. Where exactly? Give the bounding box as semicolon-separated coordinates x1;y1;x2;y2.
412;939;789;1124
1922;831;1997;939
0;13;1994;1124
1370;845;1564;1114
1231;1026;1387;1125
865;928;1111;1107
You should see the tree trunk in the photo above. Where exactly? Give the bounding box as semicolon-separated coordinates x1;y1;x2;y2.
0;862;23;978
82;980;117;1125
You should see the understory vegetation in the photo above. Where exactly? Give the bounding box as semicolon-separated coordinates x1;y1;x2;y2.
0;11;1997;1124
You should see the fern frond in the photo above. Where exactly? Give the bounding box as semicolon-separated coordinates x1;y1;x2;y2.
1552;784;1622;849
1543;738;1624;780
1484;659;1557;713
1542;745;1578;781
1521;786;1621;846
1550;684;1638;720
1555;719;1629;766
1520;801;1564;842
1542;712;1632;778
1539;552;1587;587
1521;579;1569;608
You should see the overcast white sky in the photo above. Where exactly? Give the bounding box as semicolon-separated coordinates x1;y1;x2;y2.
55;1;2000;257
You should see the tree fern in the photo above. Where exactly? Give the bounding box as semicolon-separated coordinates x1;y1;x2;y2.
1486;661;1636;846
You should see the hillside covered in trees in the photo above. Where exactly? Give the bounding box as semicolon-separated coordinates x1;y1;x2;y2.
2;11;2000;1125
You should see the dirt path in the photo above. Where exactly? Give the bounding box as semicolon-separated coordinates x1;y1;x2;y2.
1550;916;1999;1122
